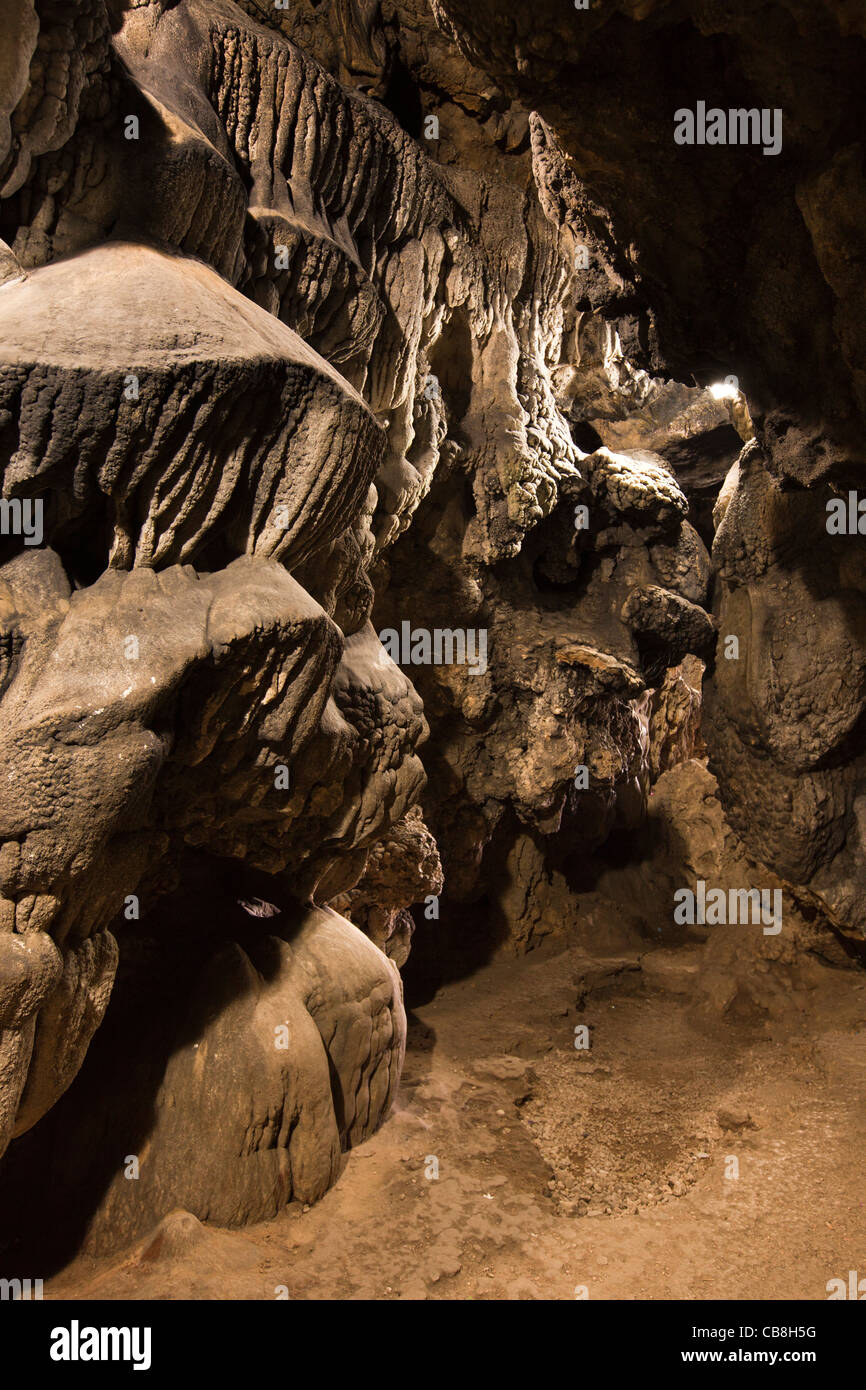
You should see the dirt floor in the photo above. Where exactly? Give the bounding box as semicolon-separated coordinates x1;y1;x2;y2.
45;931;866;1301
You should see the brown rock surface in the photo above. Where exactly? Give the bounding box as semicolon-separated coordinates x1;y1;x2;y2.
0;0;862;1276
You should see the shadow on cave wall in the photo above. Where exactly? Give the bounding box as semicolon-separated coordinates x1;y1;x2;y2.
0;856;311;1276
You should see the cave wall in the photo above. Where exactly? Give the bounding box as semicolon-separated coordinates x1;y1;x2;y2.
425;0;866;940
0;0;861;1254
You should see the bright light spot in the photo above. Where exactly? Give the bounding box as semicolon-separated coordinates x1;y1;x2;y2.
710;380;740;401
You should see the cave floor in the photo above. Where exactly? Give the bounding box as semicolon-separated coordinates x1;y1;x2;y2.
47;936;866;1301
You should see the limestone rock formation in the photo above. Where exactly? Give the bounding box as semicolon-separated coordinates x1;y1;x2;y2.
423;0;866;950
0;899;405;1253
0;0;862;1263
